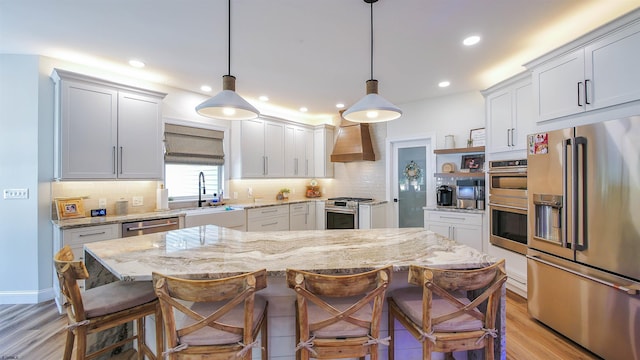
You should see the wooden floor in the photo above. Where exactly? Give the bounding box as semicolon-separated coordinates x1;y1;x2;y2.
0;290;600;360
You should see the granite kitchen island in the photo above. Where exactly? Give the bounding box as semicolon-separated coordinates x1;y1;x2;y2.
84;227;504;359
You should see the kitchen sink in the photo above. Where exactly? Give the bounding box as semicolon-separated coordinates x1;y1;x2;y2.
183;206;245;230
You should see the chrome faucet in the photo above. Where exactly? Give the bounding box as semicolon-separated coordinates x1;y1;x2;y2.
198;171;206;207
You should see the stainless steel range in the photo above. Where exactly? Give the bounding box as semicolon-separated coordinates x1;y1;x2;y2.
325;197;373;229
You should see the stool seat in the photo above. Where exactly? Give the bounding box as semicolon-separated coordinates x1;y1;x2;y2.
83;281;157;318
389;287;483;333
307;295;373;338
176;295;267;346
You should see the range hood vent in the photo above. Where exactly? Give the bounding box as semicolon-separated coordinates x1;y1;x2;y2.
330;122;375;162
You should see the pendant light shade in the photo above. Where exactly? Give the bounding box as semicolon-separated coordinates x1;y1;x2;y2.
196;75;259;120
343;0;401;123
196;0;259;120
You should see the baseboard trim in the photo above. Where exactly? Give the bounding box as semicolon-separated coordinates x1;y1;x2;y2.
0;287;54;304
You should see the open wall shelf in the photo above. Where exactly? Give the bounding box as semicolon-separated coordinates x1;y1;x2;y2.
434;146;485;155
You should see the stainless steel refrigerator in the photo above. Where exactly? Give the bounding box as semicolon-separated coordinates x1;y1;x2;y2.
527;116;640;360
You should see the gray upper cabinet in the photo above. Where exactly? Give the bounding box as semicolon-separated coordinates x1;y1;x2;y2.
51;69;166;180
527;13;640;123
232;118;285;178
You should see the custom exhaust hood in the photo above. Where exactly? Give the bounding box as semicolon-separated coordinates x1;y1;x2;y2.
330;120;376;162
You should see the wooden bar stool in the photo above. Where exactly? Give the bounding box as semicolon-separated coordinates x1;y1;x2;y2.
286;266;392;360
54;245;163;360
152;269;268;360
387;260;507;360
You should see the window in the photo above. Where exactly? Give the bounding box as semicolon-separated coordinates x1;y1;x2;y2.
165;164;222;200
163;123;225;200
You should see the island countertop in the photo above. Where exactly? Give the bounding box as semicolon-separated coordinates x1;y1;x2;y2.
84;227;495;281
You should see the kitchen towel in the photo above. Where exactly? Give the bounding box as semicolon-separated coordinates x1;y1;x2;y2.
156;188;169;210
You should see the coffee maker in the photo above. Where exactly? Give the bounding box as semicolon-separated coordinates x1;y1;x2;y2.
436;185;454;206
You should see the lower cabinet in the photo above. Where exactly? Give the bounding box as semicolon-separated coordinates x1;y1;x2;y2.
246;205;290;232
289;202;316;230
359;203;387;229
424;210;483;252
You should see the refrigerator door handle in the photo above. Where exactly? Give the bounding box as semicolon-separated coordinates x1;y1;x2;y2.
563;138;571;249
575;136;589;251
527;254;639;295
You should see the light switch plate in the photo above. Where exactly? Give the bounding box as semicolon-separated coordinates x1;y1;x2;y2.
98;198;107;208
132;196;143;206
3;188;28;199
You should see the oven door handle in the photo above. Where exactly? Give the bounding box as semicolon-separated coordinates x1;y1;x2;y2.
325;207;356;215
487;203;527;211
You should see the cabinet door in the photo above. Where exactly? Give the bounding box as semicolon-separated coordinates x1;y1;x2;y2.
264;121;284;177
303;128;315;177
241;119;266;177
532;48;585;122
59;81;118;179
315;201;326;230
486;89;512;153
306;202;316;230
313;126;334;178
294;127;307;176
284;125;297;177
585;22;640;110
452;224;483;252
117;91;163;179
289;203;307;231
512;81;534;151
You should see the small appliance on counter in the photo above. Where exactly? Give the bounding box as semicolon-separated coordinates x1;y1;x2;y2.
436;185;453;207
456;179;485;209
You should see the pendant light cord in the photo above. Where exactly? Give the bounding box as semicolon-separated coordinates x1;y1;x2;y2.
369;1;374;80
227;0;231;76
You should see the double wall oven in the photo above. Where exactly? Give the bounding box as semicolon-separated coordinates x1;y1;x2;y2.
488;159;528;254
325;197;372;229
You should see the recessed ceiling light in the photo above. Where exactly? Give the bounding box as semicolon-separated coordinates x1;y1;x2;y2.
336;103;345;109
128;59;145;68
259;95;269;102
438;81;451;88
463;35;481;46
299;107;308;112
200;85;212;92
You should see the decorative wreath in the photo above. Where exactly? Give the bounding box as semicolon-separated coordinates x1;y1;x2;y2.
403;160;422;181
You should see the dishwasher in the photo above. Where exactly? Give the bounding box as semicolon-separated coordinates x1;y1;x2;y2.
121;217;180;237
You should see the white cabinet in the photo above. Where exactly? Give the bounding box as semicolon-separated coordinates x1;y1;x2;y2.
285;125;314;177
313;125;334;178
233;118;285;178
359;203;387;229
246;205;289;231
51;69;165;180
424;210;484;252
315;201;326;230
289;202;315;230
483;73;534;153
528;18;640;123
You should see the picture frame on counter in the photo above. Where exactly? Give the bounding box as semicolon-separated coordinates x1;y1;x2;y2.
461;154;485;172
56;198;85;219
469;127;486;147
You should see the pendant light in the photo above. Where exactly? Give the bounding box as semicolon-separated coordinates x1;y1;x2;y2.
196;0;259;120
343;0;402;123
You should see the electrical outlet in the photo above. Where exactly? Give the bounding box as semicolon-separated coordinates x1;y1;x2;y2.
247;187;253;198
233;192;238;199
132;196;143;206
291;188;296;194
98;198;107;208
3;188;28;199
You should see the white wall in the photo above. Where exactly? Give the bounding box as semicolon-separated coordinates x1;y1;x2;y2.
0;55;54;303
388;91;485;146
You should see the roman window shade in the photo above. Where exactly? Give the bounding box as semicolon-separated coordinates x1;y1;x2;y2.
164;124;224;165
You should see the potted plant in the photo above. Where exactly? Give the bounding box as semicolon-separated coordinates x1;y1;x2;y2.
279;188;291;200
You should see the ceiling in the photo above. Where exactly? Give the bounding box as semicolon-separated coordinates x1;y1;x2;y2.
1;0;638;121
